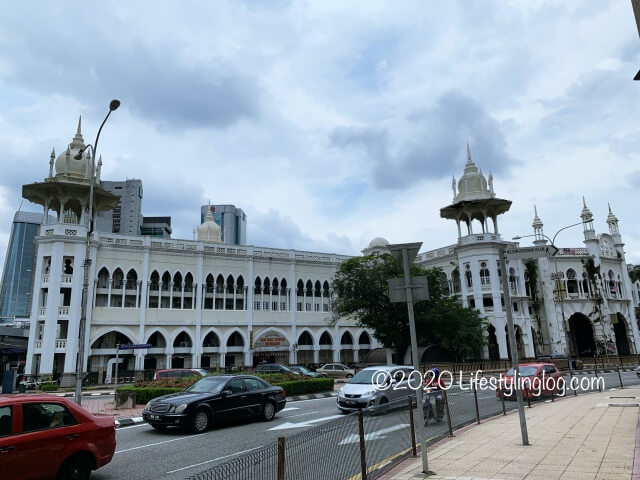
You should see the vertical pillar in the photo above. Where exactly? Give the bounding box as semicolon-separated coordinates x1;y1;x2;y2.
195;252;204;368
313;348;319;364
180;283;185;310
135;281;141;309
137;244;149;378
25;247;45;375
40;241;64;376
233;285;237;311
62;242;86;383
169;281;174;309
121;280;126;309
222;283;227;310
107;277;112;308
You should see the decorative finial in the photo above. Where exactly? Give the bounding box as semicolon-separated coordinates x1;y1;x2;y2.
49;147;55;177
582;196;587;208
534;205;538;216
466;141;472;163
76;115;82;135
451;174;457;197
70;115;85;149
608;202;612;214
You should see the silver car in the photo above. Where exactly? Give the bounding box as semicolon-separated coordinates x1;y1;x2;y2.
336;365;415;413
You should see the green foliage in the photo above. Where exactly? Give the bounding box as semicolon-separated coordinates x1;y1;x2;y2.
270;378;334;396
39;383;59;391
117;386;183;404
331;253;486;361
629;265;640;283
118;377;334;402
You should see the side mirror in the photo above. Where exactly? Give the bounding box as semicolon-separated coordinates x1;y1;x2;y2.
222;389;232;396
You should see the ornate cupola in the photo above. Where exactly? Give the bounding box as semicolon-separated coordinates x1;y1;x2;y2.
440;143;512;239
21;118;119;226
580;197;595;240
606;203;619;236
197;200;222;243
532;205;547;246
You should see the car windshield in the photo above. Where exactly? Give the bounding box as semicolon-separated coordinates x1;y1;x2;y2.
349;370;388;385
505;366;538;377
294;366;310;373
185;376;227;393
195;369;208;376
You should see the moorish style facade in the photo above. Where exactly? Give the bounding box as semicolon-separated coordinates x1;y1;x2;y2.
21;122;378;386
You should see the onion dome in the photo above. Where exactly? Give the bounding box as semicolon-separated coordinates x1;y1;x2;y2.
197;201;221;243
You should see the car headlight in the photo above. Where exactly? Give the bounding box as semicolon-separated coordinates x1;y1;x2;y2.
339;387;344;395
362;390;376;397
174;403;188;414
145;401;153;410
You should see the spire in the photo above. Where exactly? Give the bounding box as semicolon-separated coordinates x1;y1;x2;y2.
96;155;103;182
48;147;55;178
488;171;494;194
451;174;456;198
580;196;593;221
532;204;543;228
606;202;619;229
70;115;85;149
466;141;472;164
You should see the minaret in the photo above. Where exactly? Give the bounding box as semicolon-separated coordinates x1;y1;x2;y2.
532;205;546;246
49;148;55;178
488;172;494;194
606;203;619;236
580;197;595;240
451;175;456;198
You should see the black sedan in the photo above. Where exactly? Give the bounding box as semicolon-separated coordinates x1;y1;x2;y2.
142;375;286;433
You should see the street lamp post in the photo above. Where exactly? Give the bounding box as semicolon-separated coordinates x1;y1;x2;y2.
74;100;120;405
513;221;584;385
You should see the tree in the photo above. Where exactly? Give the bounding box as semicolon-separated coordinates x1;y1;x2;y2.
629;264;640;283
330;253;487;362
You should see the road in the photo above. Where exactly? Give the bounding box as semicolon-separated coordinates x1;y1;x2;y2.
92;370;640;480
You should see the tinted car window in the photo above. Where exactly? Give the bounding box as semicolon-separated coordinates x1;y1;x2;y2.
244;378;263;392
158;371;169;378
186;377;226;394
228;379;245;393
22;403;77;433
0;406;11;436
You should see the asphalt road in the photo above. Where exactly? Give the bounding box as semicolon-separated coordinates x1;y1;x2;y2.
91;370;640;480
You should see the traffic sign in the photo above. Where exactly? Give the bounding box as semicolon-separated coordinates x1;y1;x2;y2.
118;343;152;350
388;276;430;303
504;245;558;260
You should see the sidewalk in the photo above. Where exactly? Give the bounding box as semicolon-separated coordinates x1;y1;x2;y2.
383;387;640;480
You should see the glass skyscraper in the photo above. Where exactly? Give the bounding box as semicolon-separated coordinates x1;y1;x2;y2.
199;204;246;245
0;211;49;323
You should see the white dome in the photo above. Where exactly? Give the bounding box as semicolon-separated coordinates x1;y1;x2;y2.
54;117;91;181
198;206;221;243
368;237;389;248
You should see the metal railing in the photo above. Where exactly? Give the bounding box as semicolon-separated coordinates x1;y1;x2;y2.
186;369;640;480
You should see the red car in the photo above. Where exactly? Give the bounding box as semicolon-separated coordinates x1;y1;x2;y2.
496;363;565;399
0;394;116;480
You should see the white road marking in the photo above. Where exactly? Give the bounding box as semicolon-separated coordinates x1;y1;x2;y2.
165;445;266;474
282;411;319;419
339;424;410;445
288;396;337;404
114;434;205;454
280;407;300;412
116;423;149;431
269;414;343;431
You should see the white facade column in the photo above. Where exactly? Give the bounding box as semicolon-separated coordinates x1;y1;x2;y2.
233;285;237;311
487;255;508;359
169;281;174;308
212;282;216;310
244;286;248;310
157;280;161;308
107;277;112;308
458;260;469;308
194;251;204;368
289;257;297;363
135;281;141;308
40;242;64;375
25;247;45;375
62;242;86;377
180;282;185;309
313;347;319;364
222;284;227;310
219;349;227;368
120;280;125;308
320;289;324;312
137;244;150;371
353;349;359;363
247;250;254;350
269;286;273;311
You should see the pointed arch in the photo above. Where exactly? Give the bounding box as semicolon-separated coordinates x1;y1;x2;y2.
112;268;124;289
225;329;246;348
97;267;110;288
306;279;313;296
358;331;372;346
226;274;235;293
322;281;330;297
161;271;171;291
145;330;168;348
297;279;304;296
340;331;354;345
297;329;314;346
263;276;271;294
319;330;333;346
90;329;135;349
205;273;215;292
202;328;221;348
125;268;138;289
172;330;193;348
280;278;287;295
216;274;225;293
314;280;321;296
149;270;160;290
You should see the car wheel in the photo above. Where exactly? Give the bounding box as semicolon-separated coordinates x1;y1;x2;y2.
377;397;389;415
262;401;276;421
346;373;353;379
57;453;92;480
191;408;210;433
150;423;167;430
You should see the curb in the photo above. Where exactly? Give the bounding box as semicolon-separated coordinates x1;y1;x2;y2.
115;416;145;428
288;391;338;402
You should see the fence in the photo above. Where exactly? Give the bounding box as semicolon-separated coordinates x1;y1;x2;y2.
186;366;640;480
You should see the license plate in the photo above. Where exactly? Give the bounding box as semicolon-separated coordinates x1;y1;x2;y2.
150;415;161;420
347;401;356;406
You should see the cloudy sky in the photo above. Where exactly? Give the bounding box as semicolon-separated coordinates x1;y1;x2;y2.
0;1;639;279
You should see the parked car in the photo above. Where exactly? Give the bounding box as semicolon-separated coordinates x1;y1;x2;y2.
253;364;300;375
336;365;414;413
496;363;564;399
316;363;355;379
0;394;116;480
153;368;209;380
635;365;640;378
142;375;286;433
289;366;327;378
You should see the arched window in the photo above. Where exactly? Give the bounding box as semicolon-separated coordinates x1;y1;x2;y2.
358;331;371;345
254;277;262;295
323;281;330;297
161;271;171;291
173;272;182;292
479;262;490;286
112;268;124;289
227;331;244;347
173;331;192;348
298;331;313;345
508;267;517;293
216;274;225;294
319;331;332;345
340;332;354;345
125;269;138;290
205;274;214;292
296;280;304;297
465;265;472;288
566;269;578;295
451;269;461;294
203;331;220;348
97;267;110;289
280;278;287;295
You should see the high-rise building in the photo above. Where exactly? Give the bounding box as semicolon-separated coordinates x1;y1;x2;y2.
95;179;144;235
0;211;53;323
141;216;172;238
199;204;246;245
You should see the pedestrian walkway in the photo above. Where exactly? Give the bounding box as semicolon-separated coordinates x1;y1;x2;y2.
382;387;640;480
81;396;145;423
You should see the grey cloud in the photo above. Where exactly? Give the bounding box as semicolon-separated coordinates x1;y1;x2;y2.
0;9;260;130
329;90;515;190
247;208;355;255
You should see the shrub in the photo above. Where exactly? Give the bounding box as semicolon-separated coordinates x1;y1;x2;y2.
39;383;59;392
117;386;183;404
270;378;334;396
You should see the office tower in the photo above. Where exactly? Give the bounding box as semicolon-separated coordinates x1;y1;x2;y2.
199;204;246;245
95;179;144;235
141;216;172;238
